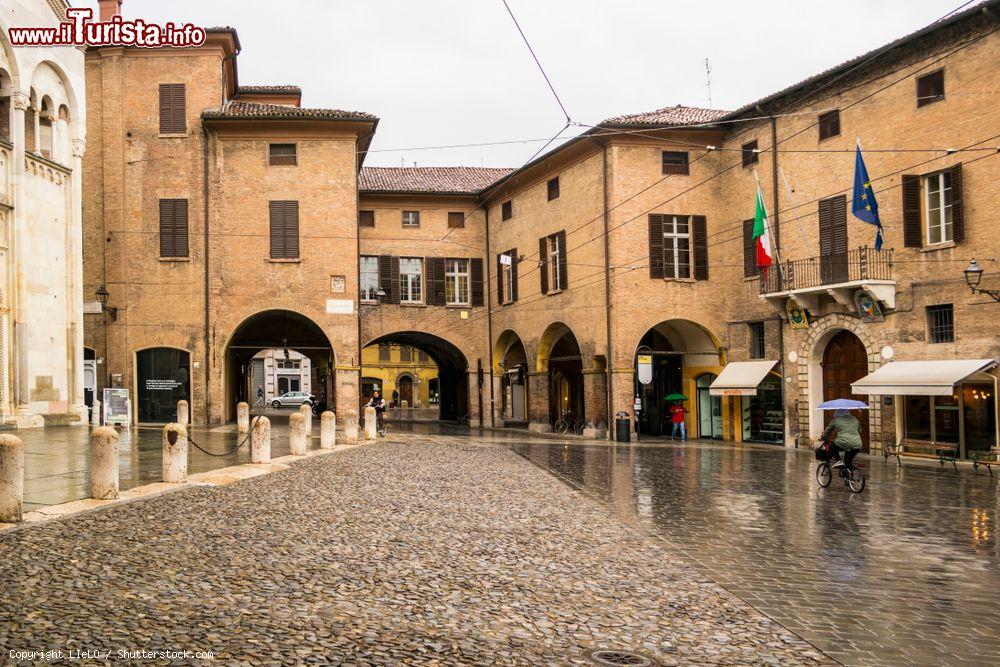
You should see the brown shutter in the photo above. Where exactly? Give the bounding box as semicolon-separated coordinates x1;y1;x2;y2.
378;255;393;300
692;215;708;280
358;210;375;227
949;163;963;243
429;258;445;305
832;195;847;254
497;254;504;304
174;199;189;257
743;219;756;278
159;199;174;257
269;201;284;258
556;231;568;290
538;237;548;294
172;84;186;133
648;214;664;279
510;247;518;302
818;198;833;256
389;257;401;304
285;201;299;258
159;84;172;134
471;257;484;307
901;175;922;247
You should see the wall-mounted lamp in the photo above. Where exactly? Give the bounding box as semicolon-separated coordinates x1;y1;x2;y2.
963;259;1000;303
95;284;117;321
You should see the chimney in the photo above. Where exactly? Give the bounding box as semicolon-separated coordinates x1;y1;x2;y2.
98;0;122;21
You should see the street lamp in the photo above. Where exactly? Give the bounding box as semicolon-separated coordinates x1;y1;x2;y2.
95;283;117;321
963;259;1000;302
359;287;387;320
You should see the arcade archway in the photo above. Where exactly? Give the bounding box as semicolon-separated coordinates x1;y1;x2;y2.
538;323;584;428
494;330;528;425
224;310;335;422
363;331;469;422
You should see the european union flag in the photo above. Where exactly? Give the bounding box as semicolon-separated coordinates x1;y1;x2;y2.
852;143;884;250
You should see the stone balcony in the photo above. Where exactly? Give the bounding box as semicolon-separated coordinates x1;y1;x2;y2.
759;246;896;313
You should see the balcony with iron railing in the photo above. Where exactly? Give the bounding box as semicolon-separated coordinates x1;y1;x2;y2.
758;246;896;312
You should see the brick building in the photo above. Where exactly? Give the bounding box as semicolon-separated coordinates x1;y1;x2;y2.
84;0;999;458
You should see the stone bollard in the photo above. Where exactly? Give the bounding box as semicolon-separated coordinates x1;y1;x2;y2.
289;412;307;456
89;427;120;500
364;406;378;440
320;411;336;449
344;409;359;444
91;399;101;426
251;415;271;464
162;423;188;483
176;400;189;427
300;403;313;436
0;435;24;523
236;402;250;434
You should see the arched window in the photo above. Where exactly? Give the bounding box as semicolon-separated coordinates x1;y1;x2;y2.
0;69;12;143
25;90;37;152
39;96;53;158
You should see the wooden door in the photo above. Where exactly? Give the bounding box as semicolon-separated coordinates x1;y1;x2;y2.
399;376;413;406
822;330;870;452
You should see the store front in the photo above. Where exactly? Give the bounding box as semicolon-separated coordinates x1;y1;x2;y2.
135;347;190;424
853;359;998;459
710;360;785;445
696;373;723;439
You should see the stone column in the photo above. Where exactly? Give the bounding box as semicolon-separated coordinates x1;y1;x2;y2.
91;399;101;426
344;409;359;444
299;403;312;435
69;138;87;422
9;93;27;412
161;424;187;483
251;416;271;464
289;412;307;456
176;400;189;427
89;427;119;500
527;371;551;433
364;406;377;440
0;435;24;522
320;411;336;449
236;402;249;433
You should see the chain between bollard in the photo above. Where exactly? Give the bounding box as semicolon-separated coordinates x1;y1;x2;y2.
186;414;263;458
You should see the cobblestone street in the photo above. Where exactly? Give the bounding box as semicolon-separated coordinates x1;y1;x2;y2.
0;437;824;666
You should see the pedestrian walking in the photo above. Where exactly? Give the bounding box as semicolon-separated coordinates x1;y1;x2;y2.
255;385;264;407
670;401;687;442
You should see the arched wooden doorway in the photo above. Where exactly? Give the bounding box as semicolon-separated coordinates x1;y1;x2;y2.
822;330;870;452
398;375;414;406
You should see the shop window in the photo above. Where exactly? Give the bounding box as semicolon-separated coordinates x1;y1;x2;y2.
926;304;954;343
748;322;765;359
903;396;932;440
963;384;997;454
662;151;689;175
741;374;783;444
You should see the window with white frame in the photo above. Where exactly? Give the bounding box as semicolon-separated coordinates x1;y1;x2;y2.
547;234;562;291
662;215;691;279
445;258;470;305
402;210;420;227
400;257;423;303
924;171;953;245
360;255;379;301
502;253;514;303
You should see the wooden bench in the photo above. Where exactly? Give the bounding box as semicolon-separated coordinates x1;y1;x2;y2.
883;439;958;469
972;448;1000;477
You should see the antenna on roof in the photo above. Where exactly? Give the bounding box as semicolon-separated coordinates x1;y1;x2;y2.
705;58;713;107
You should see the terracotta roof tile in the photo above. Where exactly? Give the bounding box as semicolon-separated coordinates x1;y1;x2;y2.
359;167;514;194
602;104;730;128
202;100;376;121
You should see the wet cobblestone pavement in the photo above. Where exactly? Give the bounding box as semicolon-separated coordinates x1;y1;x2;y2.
0;439;826;666
511;440;1000;666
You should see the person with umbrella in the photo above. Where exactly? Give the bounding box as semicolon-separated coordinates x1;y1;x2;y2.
664;393;688;442
818;399;867;470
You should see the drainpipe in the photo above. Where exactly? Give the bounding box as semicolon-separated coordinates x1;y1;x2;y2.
483;204;496;428
202;125;211;425
601;144;613;438
769;114;790;447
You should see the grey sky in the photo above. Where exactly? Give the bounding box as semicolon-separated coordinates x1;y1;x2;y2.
76;0;967;167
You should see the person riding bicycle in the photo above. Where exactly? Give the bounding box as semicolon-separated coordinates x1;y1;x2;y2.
821;408;862;470
366;391;387;427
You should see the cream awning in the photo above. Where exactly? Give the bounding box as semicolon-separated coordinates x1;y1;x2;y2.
851;359;997;396
709;360;779;396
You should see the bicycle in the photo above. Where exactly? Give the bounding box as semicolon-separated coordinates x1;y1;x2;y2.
553;410;573;435
376;410;387;437
815;441;866;493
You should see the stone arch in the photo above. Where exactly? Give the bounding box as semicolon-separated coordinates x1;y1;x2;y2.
494;329;529;425
797;313;883;447
493;328;528;374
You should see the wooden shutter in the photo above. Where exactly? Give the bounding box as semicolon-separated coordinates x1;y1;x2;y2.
378;255;394;300
556;231;568;290
949;163;963;243
497;254;505;304
743;219;756;278
174;199;189;257
269;201;285;258
471;258;484;307
448;212;465;229
538;237;548;294
159;199;175;257
284;201;299;258
159;83;185;134
389;257;401;304
819;195;847;255
510;247;518;302
901;175;922;247
648;214;664;279
692;215;708;280
428;257;445;306
358;210;375;228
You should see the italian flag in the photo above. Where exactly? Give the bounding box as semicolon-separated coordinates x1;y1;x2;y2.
753;181;773;270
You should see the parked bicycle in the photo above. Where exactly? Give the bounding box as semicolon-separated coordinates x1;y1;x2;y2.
553;410;585;435
815;440;866;493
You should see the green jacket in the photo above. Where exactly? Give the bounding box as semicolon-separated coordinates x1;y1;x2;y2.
821;414;863;451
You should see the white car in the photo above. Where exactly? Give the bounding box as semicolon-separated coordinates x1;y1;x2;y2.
270;391;315;408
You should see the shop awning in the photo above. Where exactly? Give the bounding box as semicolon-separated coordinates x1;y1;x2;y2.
709;360;779;396
851;359;997;396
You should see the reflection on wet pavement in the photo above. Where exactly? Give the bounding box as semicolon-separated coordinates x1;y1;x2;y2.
511;440;1000;667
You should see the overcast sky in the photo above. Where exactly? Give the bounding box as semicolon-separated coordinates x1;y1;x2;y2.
75;0;969;167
